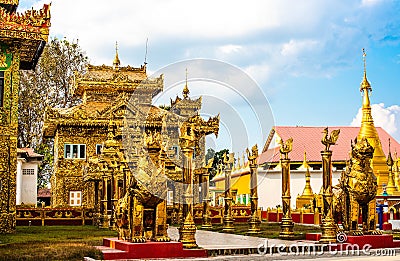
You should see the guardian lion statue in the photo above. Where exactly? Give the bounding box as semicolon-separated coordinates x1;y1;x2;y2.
333;137;381;235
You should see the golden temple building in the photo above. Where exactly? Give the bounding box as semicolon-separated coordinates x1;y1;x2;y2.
0;0;50;233
43;48;206;211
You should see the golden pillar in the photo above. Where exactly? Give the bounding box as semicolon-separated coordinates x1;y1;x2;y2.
0;1;50;233
101;175;110;228
202;159;213;229
279;138;294;239
179;146;198;248
247;144;261;235
223;153;235;232
320;128;340;243
178;114;219;248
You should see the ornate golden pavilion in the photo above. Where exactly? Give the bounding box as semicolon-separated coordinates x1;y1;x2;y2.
0;0;50;233
43;49;206;214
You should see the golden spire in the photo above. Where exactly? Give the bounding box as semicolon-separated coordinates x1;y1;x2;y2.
298;150;310;170
300;151;314;196
183;68;189;99
360;48;372;108
394;151;400;188
113;41;121;70
357;49;388;194
386;138;397;195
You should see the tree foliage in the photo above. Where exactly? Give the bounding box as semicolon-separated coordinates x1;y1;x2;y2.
18;38;88;148
18;38;88;188
205;148;229;180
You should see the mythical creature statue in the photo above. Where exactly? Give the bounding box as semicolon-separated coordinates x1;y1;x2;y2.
279;137;293;159
246;144;258;162
114;146;170;242
321;127;340;151
332;137;380;235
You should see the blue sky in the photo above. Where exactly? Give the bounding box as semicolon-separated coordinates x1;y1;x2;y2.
19;0;400;153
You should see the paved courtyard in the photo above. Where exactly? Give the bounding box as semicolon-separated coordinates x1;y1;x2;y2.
166;227;400;260
167;226;292;249
87;228;400;260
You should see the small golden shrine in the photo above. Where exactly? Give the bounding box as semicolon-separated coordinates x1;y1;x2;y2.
0;0;50;233
296;151;314;209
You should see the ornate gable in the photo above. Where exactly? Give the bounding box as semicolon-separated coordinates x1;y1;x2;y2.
0;3;51;69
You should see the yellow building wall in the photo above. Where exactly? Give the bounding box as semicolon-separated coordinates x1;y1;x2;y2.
214;172;251;204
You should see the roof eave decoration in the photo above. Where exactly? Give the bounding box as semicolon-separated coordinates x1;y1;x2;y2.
0;0;19;5
0;3;51;70
71;70;163;97
0;0;19;13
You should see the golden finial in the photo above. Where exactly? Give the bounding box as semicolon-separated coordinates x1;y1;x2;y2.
361;48;371;92
387;138;394;167
113;41;121;70
298;150;310;170
183;68;190;99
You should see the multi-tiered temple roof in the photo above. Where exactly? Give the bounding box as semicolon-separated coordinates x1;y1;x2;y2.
0;0;51;69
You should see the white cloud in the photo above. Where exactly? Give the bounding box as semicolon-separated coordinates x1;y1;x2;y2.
244;63;271;86
218;45;242;55
34;0;341;65
281;39;320;57
351;103;400;138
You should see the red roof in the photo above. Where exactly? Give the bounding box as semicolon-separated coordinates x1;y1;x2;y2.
37;188;51;198
17;148;43;158
258;126;400;164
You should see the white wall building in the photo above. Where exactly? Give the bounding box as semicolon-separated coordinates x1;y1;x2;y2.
16;148;43;205
257;168;342;209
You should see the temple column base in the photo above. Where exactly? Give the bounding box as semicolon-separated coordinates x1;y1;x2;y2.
279;217;294;239
179;222;198;249
0;212;16;234
247;216;261;235
201;216;212;229
320;218;337;243
100;214;110;229
222;215;235;232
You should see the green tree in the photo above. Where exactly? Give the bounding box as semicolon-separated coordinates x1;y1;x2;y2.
209;148;229;180
18;38;88;188
205;148;215;163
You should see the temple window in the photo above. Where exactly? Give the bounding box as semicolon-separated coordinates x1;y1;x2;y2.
22;169;35;175
96;144;103;154
69;191;81;206
0;71;4;107
170;146;179;159
64;144;86;159
167;190;173;205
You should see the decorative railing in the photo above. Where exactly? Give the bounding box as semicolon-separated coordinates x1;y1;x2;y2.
16;207;96;226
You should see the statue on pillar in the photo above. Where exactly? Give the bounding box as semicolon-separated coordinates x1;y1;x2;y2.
320;127;340;243
247;144;261;234
279;138;295;239
222;152;235;232
178;114;220;248
201;158;214;228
